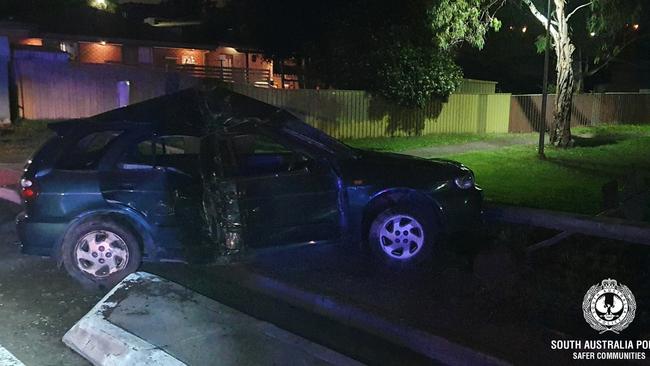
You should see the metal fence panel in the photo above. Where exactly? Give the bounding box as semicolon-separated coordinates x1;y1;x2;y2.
12;59;515;138
509;93;650;133
232;84;511;139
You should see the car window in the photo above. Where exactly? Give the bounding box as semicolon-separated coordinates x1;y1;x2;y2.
119;139;157;170
56;130;124;170
225;134;307;177
118;135;201;177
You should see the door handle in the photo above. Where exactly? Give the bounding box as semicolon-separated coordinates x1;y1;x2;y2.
174;189;190;200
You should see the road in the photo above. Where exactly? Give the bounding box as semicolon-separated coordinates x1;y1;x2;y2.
0;201;99;366
2;196;649;365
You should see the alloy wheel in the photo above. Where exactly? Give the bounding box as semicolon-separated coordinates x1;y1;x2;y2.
74;230;130;278
377;214;425;260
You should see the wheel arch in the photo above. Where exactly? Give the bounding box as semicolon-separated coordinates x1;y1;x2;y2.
54;207;154;266
360;188;445;244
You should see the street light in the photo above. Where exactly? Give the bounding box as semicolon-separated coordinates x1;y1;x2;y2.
538;0;551;158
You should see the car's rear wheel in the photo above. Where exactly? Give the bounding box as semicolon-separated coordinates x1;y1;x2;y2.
61;219;141;288
368;204;437;268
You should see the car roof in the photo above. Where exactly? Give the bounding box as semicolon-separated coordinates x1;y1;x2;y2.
48;87;291;137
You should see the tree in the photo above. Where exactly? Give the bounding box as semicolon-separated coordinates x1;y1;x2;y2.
313;0;464;107
228;0;465;107
433;0;644;147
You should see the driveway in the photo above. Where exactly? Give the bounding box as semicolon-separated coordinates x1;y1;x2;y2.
403;134;543;158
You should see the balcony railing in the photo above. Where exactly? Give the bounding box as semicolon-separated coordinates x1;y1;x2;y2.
171;64;273;87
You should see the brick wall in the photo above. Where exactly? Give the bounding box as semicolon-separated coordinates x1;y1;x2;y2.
78;42;122;64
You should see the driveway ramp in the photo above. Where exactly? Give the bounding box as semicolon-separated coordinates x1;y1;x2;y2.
63;272;363;366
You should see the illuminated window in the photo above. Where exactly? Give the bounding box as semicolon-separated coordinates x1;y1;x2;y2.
181;55;197;65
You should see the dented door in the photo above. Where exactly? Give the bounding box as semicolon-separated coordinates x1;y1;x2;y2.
200;132;342;251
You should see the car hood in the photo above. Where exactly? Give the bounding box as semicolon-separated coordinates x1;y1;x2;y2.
338;149;467;189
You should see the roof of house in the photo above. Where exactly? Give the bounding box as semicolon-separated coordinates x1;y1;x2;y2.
0;6;261;51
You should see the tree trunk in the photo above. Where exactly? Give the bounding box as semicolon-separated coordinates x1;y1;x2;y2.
549;0;575;148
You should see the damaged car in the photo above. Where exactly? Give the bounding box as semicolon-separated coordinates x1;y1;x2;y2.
16;87;483;286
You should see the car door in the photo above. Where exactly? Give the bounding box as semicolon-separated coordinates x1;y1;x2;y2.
201;131;342;248
100;133;203;258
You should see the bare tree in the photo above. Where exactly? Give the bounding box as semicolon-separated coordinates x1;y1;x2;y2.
523;0;587;147
434;0;644;148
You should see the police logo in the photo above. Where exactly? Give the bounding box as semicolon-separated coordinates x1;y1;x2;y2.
582;278;636;334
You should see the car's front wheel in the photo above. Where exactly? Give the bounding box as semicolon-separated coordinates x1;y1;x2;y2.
368;204;437;268
61;219;141;288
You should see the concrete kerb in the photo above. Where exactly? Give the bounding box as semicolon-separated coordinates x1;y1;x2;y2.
227;267;511;366
63;272;365;366
484;204;650;246
62;273;184;366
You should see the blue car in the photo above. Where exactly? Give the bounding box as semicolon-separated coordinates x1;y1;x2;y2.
17;88;482;287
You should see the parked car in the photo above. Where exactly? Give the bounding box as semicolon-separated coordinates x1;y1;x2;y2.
16;88;482;287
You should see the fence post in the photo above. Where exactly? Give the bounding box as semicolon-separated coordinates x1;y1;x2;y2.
0;36;11;125
591;93;602;125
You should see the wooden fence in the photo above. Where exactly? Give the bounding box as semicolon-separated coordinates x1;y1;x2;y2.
509;93;650;133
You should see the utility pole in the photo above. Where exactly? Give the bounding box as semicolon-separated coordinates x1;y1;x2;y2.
538;0;552;158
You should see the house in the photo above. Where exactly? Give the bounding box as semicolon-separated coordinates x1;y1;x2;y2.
0;20;278;88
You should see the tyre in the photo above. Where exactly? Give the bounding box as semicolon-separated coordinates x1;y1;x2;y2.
368;204;437;268
61;218;141;288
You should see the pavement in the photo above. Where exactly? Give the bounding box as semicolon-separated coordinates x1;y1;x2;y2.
403;134;543;158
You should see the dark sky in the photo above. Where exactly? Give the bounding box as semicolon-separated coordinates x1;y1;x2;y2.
2;0;648;93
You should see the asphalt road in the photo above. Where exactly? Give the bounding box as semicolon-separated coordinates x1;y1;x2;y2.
0;201;99;366
2;195;650;365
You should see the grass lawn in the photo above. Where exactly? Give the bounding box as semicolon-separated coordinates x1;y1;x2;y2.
0;120;54;163
445;125;650;214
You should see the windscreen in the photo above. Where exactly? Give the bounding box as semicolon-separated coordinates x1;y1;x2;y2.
281;118;355;159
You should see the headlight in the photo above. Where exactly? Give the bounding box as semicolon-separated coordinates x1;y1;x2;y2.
454;169;475;190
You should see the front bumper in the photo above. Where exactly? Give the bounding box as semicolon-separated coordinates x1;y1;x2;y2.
16;212;68;257
434;186;483;234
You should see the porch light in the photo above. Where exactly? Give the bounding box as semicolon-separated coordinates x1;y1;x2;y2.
632;24;640;31
522;26;528;33
100;41;107;45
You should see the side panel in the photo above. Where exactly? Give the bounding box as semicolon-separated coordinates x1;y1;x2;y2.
234;163;341;247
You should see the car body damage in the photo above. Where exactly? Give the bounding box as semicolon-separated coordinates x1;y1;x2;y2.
17;86;483;277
